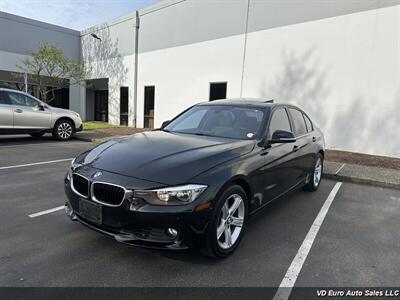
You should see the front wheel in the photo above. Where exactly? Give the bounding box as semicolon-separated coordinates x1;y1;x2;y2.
203;185;248;258
303;153;323;192
52;119;74;141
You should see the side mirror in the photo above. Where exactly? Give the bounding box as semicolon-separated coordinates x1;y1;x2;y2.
38;104;46;111
161;120;170;128
269;130;296;144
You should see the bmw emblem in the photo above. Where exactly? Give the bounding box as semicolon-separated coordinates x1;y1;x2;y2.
93;171;103;179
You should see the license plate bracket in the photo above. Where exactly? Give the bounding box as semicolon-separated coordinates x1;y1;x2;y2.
79;199;102;225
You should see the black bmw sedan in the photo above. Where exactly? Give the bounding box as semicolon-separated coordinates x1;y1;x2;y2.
64;99;324;258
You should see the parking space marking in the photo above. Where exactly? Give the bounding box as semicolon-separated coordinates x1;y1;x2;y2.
0;158;73;170
335;163;346;175
28;206;65;218
273;182;343;300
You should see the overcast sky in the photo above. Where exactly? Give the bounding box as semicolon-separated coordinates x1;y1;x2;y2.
0;0;160;30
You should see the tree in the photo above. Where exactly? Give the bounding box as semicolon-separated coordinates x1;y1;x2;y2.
15;44;89;104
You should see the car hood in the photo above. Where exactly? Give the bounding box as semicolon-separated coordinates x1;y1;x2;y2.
49;106;78;115
76;130;255;185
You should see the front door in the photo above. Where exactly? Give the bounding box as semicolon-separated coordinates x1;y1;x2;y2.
95;90;108;122
0;91;13;128
262;107;301;202
7;91;51;129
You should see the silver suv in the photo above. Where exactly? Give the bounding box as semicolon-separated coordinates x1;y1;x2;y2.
0;88;82;140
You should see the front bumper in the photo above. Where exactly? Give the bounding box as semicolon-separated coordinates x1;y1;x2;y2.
65;202;188;250
64;172;214;250
75;124;83;132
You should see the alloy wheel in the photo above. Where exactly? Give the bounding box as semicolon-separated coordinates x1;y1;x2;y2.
216;194;245;249
58;122;73;139
313;158;322;186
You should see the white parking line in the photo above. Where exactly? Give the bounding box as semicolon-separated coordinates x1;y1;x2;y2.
0;158;73;170
28;206;65;218
273;182;343;300
335;163;346;175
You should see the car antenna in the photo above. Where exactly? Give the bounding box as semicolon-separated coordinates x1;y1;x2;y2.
264;99;274;103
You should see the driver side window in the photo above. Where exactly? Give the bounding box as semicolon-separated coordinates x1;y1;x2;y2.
168;109;207;131
268;108;292;139
7;92;39;107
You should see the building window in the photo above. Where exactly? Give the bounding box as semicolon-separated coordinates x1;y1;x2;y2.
209;82;227;101
144;86;155;128
120;87;128;126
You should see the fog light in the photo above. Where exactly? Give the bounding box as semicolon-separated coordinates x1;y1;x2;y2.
64;202;77;221
166;228;178;238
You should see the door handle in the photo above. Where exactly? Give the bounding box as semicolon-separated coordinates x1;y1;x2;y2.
260;147;270;156
312;136;316;142
293;145;300;152
14;109;23;113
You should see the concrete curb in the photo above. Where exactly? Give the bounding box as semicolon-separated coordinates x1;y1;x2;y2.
73;135;96;142
323;173;400;190
323;161;400;190
73;134;132;143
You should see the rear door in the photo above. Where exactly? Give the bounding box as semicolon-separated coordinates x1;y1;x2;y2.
287;108;315;181
262;107;300;202
0;91;13;128
7;91;52;129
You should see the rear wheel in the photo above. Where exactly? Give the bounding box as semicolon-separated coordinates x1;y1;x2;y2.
203;185;248;258
52;119;74;141
30;132;45;138
303;153;323;192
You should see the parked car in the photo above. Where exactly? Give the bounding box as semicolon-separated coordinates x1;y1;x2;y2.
64;99;324;258
0;87;82;140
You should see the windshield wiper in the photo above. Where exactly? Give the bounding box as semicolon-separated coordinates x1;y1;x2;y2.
194;132;213;137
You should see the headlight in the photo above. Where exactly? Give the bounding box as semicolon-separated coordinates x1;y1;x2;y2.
134;184;207;206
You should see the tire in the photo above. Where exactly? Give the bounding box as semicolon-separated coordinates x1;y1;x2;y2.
52;119;74;141
30;132;45;138
303;153;323;192
202;184;248;258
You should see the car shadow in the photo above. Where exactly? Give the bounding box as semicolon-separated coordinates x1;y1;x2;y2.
157;188;306;265
0;134;79;146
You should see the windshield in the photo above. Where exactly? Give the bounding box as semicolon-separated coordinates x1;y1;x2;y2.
164;105;265;140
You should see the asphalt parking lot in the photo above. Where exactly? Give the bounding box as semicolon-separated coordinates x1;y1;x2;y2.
0;135;399;293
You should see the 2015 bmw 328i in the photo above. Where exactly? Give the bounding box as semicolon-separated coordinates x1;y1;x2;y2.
64;99;325;258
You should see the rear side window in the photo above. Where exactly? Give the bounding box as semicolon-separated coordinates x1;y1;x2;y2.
303;113;313;132
268;108;292;138
289;108;307;136
0;91;12;105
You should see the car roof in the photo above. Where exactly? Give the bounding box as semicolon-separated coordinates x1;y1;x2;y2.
196;98;291;109
0;87;22;92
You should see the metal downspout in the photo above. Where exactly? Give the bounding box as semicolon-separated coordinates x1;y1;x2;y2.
133;10;140;127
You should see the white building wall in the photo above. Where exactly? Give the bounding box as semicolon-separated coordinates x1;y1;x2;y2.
242;5;400;156
44;0;400;157
137;34;245;128
81;20;136;125
134;0;400;157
